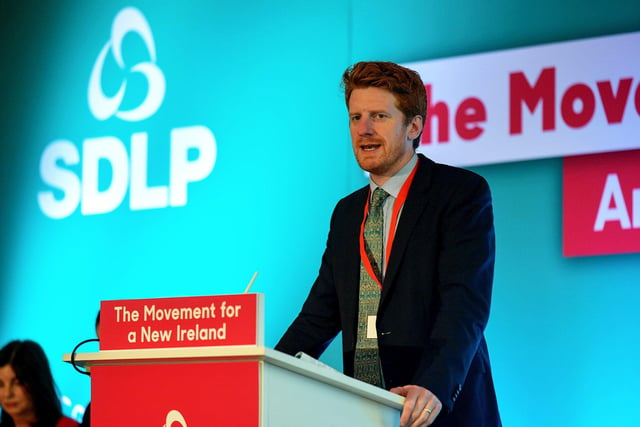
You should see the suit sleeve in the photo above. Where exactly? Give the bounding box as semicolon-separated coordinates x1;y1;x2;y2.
275;204;344;358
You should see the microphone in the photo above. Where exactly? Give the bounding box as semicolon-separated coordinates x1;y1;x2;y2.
70;338;99;376
243;271;259;293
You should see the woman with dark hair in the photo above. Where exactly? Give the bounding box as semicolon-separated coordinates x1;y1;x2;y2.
0;340;78;427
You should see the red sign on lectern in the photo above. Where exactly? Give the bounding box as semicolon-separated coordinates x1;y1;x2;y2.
100;293;263;350
93;361;260;427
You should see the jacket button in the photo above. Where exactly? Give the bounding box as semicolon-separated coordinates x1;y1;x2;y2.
451;384;462;401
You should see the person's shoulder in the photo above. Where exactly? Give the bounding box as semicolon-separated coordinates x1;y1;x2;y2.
419;154;489;187
328;185;368;223
56;416;80;427
334;185;368;209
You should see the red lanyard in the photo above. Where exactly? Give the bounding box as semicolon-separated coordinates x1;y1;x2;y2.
359;162;418;288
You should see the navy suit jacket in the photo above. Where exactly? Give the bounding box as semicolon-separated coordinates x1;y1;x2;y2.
276;154;501;426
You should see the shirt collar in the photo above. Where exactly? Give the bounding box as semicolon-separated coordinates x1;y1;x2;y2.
369;153;418;199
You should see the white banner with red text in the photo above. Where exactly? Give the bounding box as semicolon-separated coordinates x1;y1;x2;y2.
405;31;640;167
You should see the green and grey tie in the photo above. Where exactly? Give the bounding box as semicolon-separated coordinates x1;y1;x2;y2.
354;187;389;387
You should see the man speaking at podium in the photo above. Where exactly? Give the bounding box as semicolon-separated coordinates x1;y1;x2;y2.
276;61;501;427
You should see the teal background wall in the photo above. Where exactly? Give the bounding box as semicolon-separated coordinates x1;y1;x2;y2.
1;1;639;426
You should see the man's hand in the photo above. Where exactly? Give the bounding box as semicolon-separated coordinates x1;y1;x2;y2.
389;385;442;427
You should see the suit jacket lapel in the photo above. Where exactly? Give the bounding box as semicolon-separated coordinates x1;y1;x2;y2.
343;186;370;335
381;155;433;302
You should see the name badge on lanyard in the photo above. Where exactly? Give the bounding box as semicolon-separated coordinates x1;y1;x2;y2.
367;315;377;339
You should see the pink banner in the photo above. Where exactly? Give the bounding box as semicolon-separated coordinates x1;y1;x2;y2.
563;149;640;256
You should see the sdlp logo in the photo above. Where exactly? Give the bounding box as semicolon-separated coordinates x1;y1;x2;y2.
38;7;216;219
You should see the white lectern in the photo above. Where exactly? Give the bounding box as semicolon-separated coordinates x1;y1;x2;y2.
66;345;403;426
64;294;403;426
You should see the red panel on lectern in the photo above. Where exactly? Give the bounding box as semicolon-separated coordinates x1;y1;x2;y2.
91;361;260;426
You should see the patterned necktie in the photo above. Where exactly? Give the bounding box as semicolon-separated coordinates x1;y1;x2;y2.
354;187;389;387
